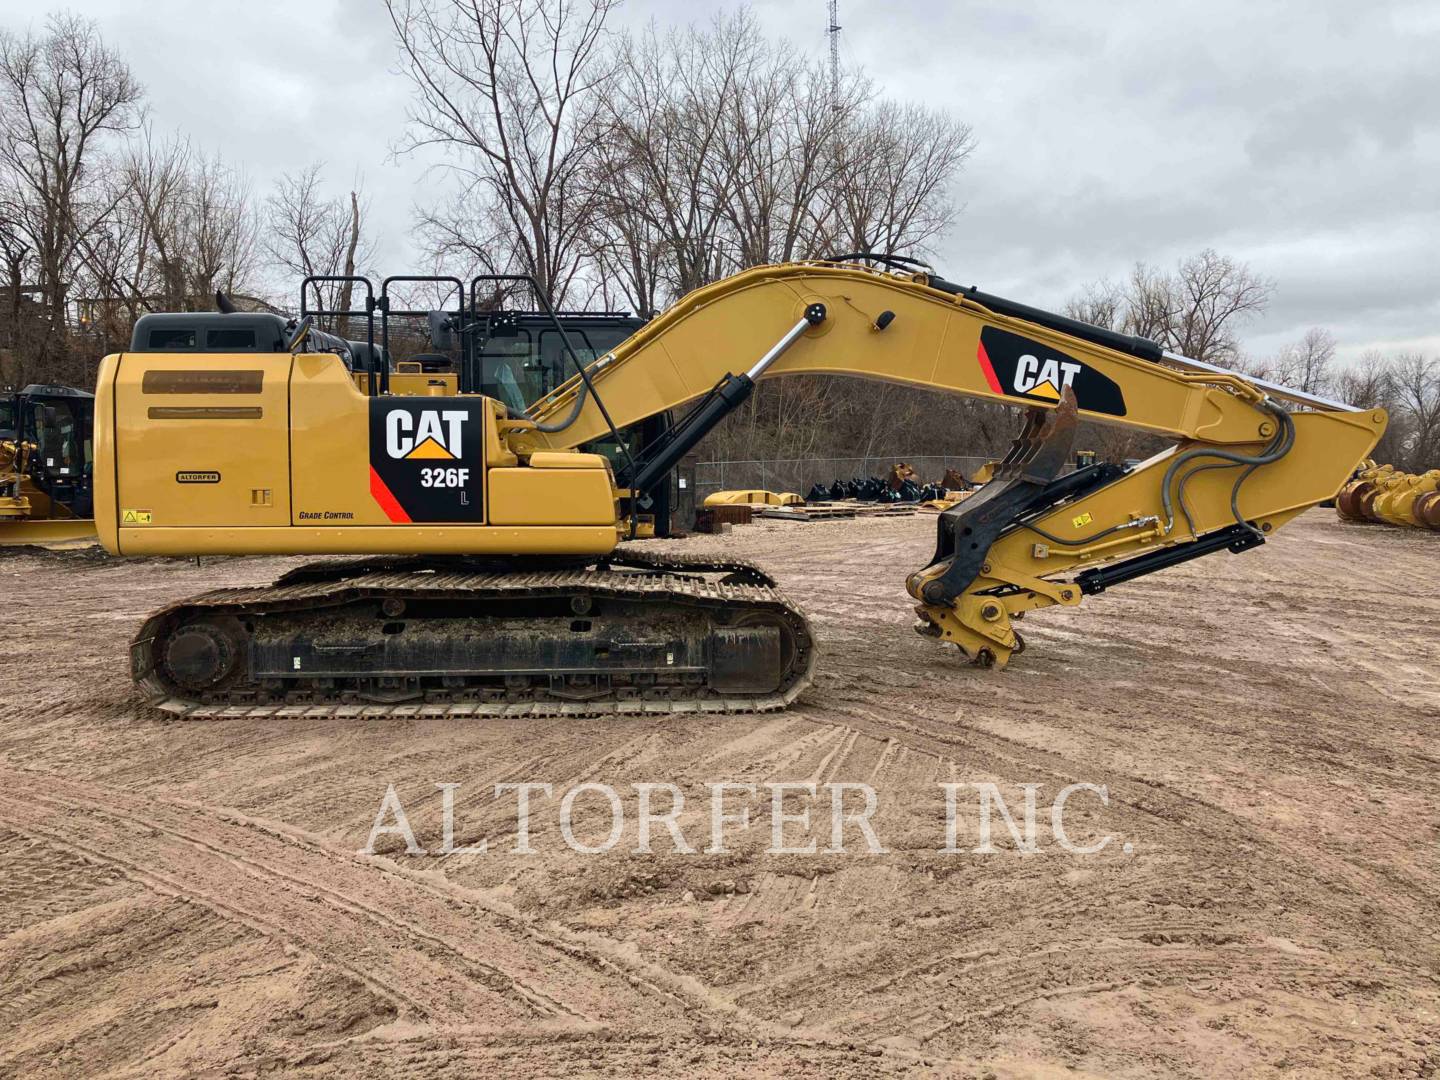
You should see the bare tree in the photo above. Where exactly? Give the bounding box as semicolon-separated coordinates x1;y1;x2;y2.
1336;349;1393;410
1122;262;1179;344
596;11;759;299
1063;278;1126;331
265;163;373;331
1064;249;1272;365
388;0;618;306
0;13;142;370
574;8;978;463
1170;249;1272;363
714;36;861;267
186;151;258;305
586;7;971;318
1389;352;1440;471
1334;350;1405;464
1266;327;1336;396
582;138;667;316
0;187;35;355
827;100;975;257
53;128;258;361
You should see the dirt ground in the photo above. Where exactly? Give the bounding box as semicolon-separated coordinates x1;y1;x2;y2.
0;511;1437;1078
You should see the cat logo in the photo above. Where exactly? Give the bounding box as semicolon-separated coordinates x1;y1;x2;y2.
385;408;469;460
368;400;486;524
976;326;1128;417
1012;354;1083;400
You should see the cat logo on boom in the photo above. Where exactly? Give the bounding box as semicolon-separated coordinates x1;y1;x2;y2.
1011;354;1082;400
976;326;1128;416
385;408;469;460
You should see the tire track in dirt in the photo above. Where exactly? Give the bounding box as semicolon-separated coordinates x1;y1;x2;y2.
732;657;1438;1052
5;516;1440;1077
794;699;1440;970
0;766;730;1034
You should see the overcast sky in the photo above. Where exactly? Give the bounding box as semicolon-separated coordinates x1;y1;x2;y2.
37;0;1440;362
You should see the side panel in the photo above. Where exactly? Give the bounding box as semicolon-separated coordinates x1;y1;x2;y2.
368;398;487;524
112;353;293;536
291;354;389;525
293;355;490;525
489;467;617;525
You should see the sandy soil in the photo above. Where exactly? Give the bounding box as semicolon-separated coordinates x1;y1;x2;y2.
0;511;1437;1078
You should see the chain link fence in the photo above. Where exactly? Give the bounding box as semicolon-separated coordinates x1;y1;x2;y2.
694;455;995;500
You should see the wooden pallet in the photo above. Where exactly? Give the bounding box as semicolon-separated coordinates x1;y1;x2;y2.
754;502;918;522
754;505;855;521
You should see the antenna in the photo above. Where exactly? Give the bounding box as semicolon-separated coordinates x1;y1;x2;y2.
826;0;841;110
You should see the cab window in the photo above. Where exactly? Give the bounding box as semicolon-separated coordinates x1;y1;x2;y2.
32;400;88;475
206;328;257;350
148;327;197;350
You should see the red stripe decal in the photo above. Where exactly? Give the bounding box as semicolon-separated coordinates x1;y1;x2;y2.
977;341;1004;395
369;466;412;523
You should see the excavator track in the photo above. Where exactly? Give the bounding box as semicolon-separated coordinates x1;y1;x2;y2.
130;553;815;719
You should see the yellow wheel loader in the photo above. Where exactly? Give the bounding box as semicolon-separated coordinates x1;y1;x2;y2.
92;258;1385;717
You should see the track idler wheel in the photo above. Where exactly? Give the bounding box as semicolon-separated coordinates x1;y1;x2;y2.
159;615;247;693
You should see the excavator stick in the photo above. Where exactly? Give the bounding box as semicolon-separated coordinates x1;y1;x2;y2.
907;392;1383;668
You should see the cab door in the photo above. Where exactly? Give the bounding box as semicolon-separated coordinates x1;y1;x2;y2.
112;354;292;528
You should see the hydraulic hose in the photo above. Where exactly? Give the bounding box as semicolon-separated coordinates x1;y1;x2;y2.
525;371;591;433
1020;516;1155;548
1160;398;1296;540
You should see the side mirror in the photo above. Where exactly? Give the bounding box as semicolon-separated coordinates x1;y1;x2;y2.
285;315;314;352
428;310;454;351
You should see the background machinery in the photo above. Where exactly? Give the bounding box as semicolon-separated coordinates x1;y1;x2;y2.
0;383;96;546
91;258;1386;716
1336;462;1440;530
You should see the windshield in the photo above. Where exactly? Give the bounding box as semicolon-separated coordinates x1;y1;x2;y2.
29;398;92;478
477;323;634;414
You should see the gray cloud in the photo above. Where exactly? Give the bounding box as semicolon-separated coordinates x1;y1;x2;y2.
31;0;1440;361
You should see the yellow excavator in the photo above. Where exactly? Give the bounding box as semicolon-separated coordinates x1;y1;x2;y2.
92;257;1385;717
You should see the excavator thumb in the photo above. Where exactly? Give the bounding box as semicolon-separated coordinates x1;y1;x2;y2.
911;389;1078;601
908;389;1123;666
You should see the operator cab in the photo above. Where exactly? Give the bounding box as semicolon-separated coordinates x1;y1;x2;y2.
471;311;642;414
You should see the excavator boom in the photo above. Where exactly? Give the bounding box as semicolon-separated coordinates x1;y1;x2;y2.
514;261;1385;665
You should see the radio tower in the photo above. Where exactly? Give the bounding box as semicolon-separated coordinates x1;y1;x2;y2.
826;0;841;110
